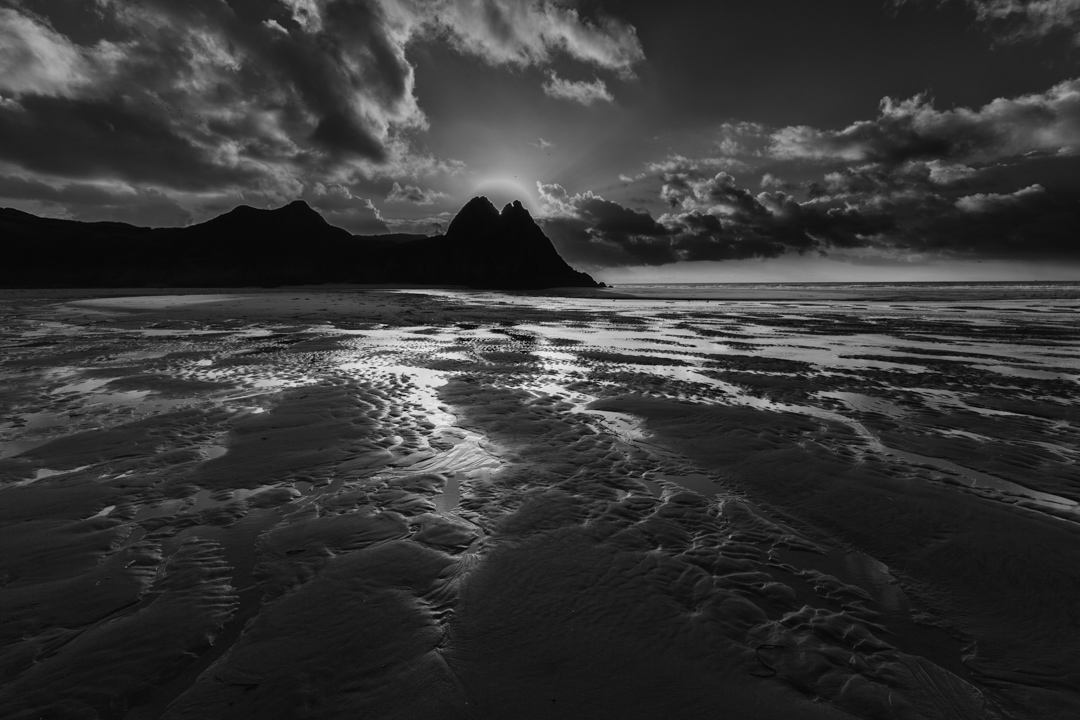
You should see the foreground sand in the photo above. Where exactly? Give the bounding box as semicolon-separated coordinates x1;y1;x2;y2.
1;286;1078;719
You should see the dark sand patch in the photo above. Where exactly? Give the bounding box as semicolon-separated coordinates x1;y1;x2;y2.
194;382;394;491
592;395;1080;717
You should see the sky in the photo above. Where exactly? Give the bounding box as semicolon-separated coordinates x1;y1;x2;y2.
2;0;1080;282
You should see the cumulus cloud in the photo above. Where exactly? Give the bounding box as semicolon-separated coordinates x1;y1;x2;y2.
894;0;1080;43
769;79;1080;164
541;145;1080;268
536;178;840;268
385;181;448;204
659;172;886;253
726;76;1080;263
541;72;613;105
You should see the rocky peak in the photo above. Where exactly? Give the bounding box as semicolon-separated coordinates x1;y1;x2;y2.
500;199;532;221
278;200;326;222
208;200;327;229
446;196;501;237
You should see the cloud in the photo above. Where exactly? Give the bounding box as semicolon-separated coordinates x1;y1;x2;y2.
889;182;1080;259
714;121;770;156
543;144;1080;269
0;1;423;193
769;78;1080;165
385;181;448;204
0;0;642;219
954;183;1045;212
0;9;103;98
541;72;613;105
536;179;829;267
660;171;762;213
894;0;1080;43
384;211;455;235
537;181;676;266
0;173;194;226
0;95;266;191
530;137;555;150
300;182;390;234
760;173;795;190
658;172;883;254
390;0;644;75
0;173;123;206
708;76;1080;264
644;155;750;175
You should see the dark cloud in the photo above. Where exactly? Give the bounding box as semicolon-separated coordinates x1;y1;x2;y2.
538;179;826;267
541;215;677;267
665;211;790;262
573;195;670;240
784;174;1080;261
0;174;193;226
888;184;1080;259
537;182;677;267
0;174;119;206
661;172;768;218
543;152;1080;268
685;75;1080;264
0;95;259;190
660;173;887;255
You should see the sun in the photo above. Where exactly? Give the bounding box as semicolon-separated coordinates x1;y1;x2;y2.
474;177;540;214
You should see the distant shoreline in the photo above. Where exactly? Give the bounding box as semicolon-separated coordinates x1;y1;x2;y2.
2;280;1080;306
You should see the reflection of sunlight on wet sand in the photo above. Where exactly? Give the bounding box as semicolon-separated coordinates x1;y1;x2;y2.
518;319;1080;520
336;359;503;512
72;294;256;310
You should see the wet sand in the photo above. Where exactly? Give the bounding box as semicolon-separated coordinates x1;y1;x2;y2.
1;285;1078;719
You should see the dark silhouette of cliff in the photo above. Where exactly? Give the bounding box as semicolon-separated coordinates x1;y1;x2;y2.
358;197;598;288
0;197;599;289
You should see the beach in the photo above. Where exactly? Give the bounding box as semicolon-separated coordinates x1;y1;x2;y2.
1;284;1079;719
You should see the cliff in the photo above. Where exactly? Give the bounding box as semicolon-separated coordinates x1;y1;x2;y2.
0;197;598;289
